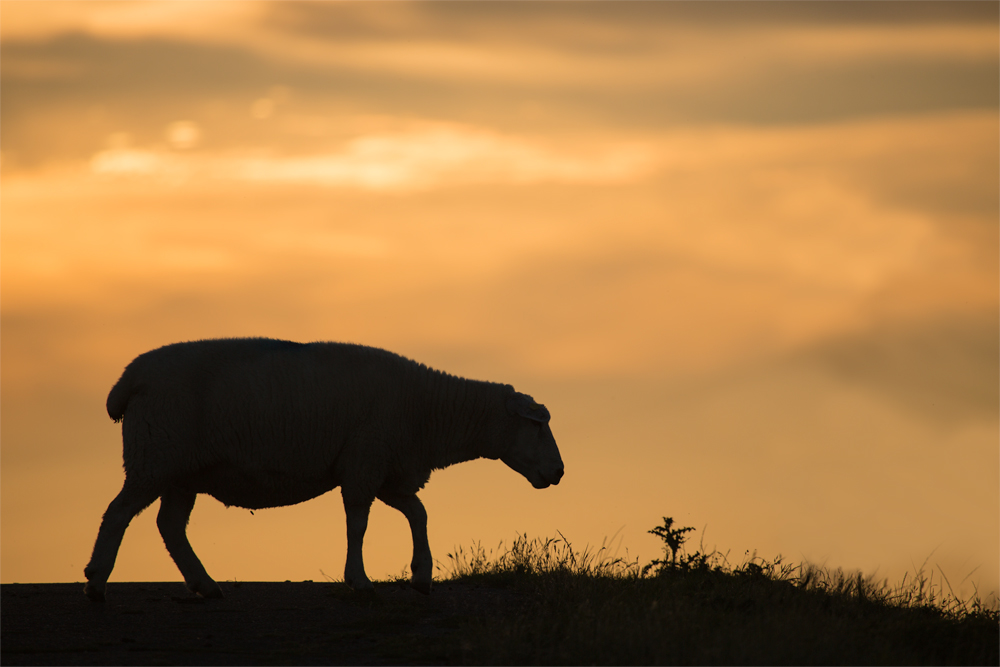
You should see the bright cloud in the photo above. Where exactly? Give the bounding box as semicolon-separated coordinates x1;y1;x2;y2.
88;125;653;190
0;0;265;42
90;147;164;176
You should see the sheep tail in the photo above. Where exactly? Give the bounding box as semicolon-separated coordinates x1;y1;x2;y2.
106;369;135;423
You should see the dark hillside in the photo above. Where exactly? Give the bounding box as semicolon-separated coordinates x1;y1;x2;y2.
3;523;996;665
445;526;998;665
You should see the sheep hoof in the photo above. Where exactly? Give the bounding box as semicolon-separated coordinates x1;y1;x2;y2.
345;570;375;592
411;579;432;595
347;582;375;594
192;581;224;599
84;582;106;602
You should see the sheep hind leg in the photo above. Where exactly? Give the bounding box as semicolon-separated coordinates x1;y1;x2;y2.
84;482;158;601
378;492;432;595
157;490;223;599
342;498;375;592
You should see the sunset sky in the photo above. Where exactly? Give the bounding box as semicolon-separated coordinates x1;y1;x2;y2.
2;1;997;601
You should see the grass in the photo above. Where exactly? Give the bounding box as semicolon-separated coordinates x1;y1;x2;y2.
438;518;999;665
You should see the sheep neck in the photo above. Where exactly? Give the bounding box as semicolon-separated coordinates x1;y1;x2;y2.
413;366;503;470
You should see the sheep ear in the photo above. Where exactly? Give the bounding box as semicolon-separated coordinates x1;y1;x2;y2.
507;392;551;423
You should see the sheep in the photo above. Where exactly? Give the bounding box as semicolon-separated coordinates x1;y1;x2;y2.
83;338;564;601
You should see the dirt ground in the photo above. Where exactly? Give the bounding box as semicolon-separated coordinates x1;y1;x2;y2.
1;581;524;665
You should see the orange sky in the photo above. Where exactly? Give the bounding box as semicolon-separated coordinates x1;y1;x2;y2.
2;1;997;601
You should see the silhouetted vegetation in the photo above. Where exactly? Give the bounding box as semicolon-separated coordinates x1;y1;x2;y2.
2;520;995;665
441;518;999;665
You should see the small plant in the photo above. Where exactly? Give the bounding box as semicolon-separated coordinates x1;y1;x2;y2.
642;516;714;575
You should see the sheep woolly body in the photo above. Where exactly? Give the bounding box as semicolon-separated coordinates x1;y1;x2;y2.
84;338;564;601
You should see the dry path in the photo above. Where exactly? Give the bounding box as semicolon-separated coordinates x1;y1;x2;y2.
2;581;521;665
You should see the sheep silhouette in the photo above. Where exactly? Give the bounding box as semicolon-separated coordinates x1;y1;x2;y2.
84;338;564;600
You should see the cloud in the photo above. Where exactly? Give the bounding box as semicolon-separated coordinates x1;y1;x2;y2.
0;0;265;42
205;19;999;93
5;110;993;384
800;311;999;424
90;147;164;176
87;124;652;190
4;2;994;91
165;121;201;150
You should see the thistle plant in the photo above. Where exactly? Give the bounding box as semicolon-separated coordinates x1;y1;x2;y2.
642;516;711;576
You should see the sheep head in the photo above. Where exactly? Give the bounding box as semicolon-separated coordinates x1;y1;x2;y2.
502;392;564;489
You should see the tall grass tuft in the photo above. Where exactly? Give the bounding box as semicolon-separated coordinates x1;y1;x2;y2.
444;518;999;665
447;531;638;582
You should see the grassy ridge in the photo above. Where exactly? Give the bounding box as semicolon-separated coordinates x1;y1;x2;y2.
439;519;999;665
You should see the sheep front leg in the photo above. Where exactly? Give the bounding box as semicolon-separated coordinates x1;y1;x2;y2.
378;492;432;595
342;499;375;591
